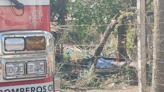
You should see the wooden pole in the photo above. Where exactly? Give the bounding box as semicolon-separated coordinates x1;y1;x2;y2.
152;0;164;91
137;0;147;92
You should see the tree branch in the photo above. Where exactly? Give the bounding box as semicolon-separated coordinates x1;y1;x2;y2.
146;0;153;7
93;14;119;66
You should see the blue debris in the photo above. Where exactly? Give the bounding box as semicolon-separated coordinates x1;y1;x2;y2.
87;58;116;68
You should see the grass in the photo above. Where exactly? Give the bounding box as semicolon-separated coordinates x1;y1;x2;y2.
54;60;135;92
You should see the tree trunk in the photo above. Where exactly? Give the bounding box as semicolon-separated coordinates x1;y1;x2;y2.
146;16;153;61
152;0;164;91
93;14;119;66
117;21;127;60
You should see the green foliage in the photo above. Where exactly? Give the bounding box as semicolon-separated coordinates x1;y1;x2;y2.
52;0;154;90
67;0;120;44
50;0;68;24
75;65;102;87
126;28;136;58
63;53;71;63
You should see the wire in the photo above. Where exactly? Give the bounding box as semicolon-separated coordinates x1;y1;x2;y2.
10;0;24;16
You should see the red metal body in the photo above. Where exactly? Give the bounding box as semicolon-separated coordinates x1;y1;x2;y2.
0;75;53;87
0;2;50;32
0;0;54;91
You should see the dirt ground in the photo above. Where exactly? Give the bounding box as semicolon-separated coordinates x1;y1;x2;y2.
65;86;139;92
86;87;138;92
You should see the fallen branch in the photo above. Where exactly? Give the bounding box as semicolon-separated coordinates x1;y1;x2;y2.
93;14;119;66
146;0;153;7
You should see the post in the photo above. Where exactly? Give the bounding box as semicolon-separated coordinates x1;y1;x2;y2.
152;0;164;91
137;0;147;92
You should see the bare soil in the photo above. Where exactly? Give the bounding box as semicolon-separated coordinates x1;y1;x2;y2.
65;86;139;92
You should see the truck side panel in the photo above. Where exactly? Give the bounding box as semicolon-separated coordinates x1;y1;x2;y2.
0;0;50;32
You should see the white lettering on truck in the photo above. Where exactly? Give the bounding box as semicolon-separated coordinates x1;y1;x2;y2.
0;82;53;92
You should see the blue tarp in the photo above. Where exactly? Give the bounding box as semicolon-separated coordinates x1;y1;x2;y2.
88;58;116;68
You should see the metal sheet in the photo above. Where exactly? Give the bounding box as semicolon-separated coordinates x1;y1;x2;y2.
0;30;55;83
0;0;50;6
0;5;50;32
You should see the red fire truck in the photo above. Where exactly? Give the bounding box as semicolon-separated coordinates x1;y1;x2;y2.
0;0;55;91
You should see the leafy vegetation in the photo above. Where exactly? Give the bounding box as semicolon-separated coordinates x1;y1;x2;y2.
51;0;154;91
68;0;120;44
